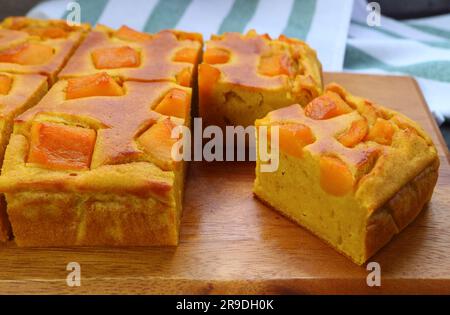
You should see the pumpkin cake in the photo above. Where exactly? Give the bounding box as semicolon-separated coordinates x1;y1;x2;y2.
0;17;90;84
0;72;48;241
253;83;439;265
0;72;191;246
198;30;322;128
58;25;203;87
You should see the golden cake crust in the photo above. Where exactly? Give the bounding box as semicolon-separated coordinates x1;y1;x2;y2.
365;159;439;261
58;25;202;86
205;31;322;91
199;30;322;127
0;17;90;84
1;78;191;203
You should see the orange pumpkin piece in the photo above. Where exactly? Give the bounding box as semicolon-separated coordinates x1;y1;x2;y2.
137;119;179;170
115;25;152;42
337;119;368;148
28;122;96;171
0;42;53;65
366;118;394;145
24;26;68;39
0;74;13;95
319;156;354;196
203;48;230;64
304;91;352;120
66;72;124;99
273;124;315;158
259;53;292;77
173;47;198;64
198;64;220;101
91;46;140;69
154;89;190;119
174;31;203;43
176;68;192;87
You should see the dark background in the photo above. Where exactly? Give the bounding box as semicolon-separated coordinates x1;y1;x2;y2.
2;0;450;149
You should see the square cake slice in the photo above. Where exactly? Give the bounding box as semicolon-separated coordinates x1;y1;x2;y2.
0;72;48;241
0;17;90;84
58;25;203;87
0;72;191;246
199;30;323;128
254;83;439;265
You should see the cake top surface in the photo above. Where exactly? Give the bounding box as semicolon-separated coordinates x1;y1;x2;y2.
200;30;322;95
0;17;89;80
58;25;203;87
256;83;439;211
16;72;189;170
0;72;47;118
0;72;190;201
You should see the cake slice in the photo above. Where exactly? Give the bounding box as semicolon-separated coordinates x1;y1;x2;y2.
0;17;90;84
58;25;202;87
0;72;48;241
0;72;190;246
254;83;439;265
199;30;322;127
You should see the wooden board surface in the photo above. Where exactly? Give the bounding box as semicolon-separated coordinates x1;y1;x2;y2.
0;73;449;294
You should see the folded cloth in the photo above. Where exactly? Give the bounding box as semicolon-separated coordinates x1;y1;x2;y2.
347;0;450;124
27;0;353;71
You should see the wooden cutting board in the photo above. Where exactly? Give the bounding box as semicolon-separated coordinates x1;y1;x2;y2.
0;73;449;294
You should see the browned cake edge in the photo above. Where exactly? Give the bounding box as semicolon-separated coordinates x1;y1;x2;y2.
0;196;11;241
5;191;181;247
365;157;440;262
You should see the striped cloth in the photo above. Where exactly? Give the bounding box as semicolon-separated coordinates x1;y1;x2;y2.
348;0;450;125
28;0;450;123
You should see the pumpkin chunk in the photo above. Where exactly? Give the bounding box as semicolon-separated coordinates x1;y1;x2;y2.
0;43;53;65
91;46;140;69
204;48;230;64
137;119;179;170
66;72;124;99
0;74;13;95
198;64;220;101
176;67;192;87
174;31;203;43
366;118;394;145
154;89;190;119
304;91;352;120
173;47;198;64
28;122;96;171
319;156;354;196
338;119;368;148
259;54;292;77
115;25;152;42
273;124;315;158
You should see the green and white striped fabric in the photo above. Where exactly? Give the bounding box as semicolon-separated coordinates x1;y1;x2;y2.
347;0;450;124
27;0;450;123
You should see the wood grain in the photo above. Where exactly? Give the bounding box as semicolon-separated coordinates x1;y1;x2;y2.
0;73;449;294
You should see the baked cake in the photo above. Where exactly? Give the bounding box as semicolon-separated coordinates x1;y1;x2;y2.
253;83;439;265
0;72;191;246
0;72;48;241
199;30;322;127
58;25;203;87
0;17;90;84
